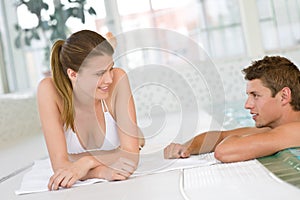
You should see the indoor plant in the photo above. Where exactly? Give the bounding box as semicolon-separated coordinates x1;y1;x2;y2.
14;0;96;74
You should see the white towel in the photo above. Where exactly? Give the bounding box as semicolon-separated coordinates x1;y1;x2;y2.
15;151;218;195
132;151;219;176
15;158;106;195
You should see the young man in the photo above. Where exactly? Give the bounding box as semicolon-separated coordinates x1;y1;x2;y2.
164;56;300;162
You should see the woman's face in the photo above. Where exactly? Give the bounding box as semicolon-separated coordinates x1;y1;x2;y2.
73;54;114;100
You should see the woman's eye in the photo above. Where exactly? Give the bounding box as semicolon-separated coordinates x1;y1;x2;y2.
96;72;104;76
96;67;113;76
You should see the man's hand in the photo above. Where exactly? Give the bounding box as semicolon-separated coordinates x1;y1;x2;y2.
164;143;191;159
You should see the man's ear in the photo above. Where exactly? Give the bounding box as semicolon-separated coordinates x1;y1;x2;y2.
66;68;77;81
280;87;292;105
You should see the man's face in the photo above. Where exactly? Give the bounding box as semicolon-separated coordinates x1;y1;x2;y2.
244;79;282;128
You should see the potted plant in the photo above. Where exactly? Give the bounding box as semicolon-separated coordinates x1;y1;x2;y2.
14;0;96;75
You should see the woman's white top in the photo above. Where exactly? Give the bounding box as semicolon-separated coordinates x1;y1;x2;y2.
64;100;120;154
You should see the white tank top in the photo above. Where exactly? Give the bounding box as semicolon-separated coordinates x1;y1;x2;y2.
64;100;120;154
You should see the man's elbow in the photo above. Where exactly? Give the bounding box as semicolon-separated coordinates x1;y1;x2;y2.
214;145;230;162
214;144;243;163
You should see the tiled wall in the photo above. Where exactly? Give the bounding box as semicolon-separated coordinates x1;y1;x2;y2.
129;53;300;130
129;52;300;126
1;50;299;145
128;58;250;120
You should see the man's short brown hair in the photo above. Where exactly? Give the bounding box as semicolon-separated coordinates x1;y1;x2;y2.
242;56;300;111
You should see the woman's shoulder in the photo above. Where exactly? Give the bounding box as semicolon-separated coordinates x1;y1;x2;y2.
111;67;130;89
113;67;127;77
37;77;60;99
112;67;129;83
38;77;55;92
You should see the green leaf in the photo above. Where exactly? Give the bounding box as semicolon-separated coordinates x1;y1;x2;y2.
40;21;50;30
25;0;42;16
24;35;31;46
42;2;49;10
65;7;74;19
14;24;20;31
79;9;85;23
68;0;86;3
14;0;98;62
50;29;58;41
70;7;80;18
32;29;40;40
88;7;96;15
15;35;21;48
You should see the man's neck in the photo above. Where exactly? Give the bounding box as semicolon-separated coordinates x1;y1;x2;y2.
273;110;300;128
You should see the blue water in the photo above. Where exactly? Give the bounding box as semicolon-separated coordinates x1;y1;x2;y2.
221;101;254;130
289;148;300;160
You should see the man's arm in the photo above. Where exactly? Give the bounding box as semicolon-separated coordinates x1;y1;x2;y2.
215;122;300;162
164;127;269;159
164;131;222;159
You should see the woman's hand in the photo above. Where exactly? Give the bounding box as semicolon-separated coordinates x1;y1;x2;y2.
85;157;137;181
48;157;94;190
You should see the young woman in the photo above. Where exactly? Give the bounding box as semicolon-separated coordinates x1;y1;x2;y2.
37;30;143;190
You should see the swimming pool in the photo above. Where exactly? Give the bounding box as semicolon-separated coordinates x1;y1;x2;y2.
221;101;254;130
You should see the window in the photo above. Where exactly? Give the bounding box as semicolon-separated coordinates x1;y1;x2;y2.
257;0;300;50
198;0;245;58
0;35;7;93
116;0;246;68
10;0;106;93
1;0;300;94
68;0;106;33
